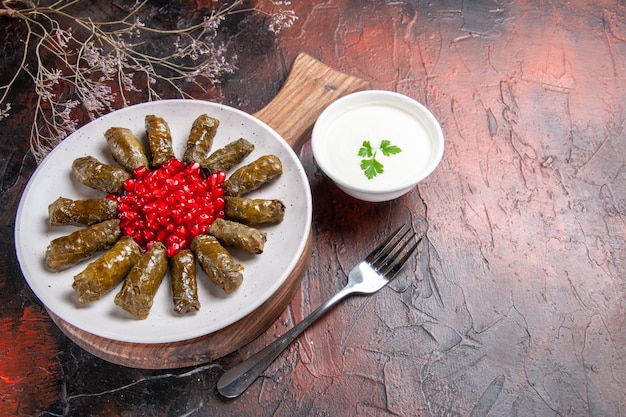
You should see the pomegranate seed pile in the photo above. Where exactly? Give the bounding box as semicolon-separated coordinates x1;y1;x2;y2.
107;158;226;257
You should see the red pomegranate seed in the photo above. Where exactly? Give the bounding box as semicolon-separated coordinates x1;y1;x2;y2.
111;159;227;256
134;165;149;178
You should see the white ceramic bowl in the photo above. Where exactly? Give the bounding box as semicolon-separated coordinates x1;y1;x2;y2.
312;90;444;202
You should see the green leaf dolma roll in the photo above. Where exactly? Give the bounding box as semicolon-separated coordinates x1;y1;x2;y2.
45;219;122;271
191;235;243;294
224;196;285;225
48;196;118;226
183;114;219;166
72;156;131;194
145;114;175;167
202;137;254;173
224;154;283;196
209;218;266;254
72;236;143;304
170;249;200;314
114;242;168;320
105;126;149;171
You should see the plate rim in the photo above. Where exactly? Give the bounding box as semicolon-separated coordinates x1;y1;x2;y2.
14;99;312;344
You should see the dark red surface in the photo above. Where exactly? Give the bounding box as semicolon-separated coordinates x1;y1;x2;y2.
1;1;625;415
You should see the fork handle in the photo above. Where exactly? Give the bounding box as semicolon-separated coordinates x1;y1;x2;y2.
217;285;353;398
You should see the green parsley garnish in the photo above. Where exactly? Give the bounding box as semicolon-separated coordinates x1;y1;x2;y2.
358;139;402;179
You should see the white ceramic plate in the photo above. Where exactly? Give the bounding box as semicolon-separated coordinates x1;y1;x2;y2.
15;99;312;344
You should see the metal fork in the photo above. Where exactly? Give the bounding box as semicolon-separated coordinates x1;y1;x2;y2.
217;224;421;398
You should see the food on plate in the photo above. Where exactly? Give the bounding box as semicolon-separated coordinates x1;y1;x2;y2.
72;236;143;304
48;197;118;226
45;219;122;271
191;234;243;294
183;114;219;166
224;154;283;196
72;156;131;194
105;126;150;171
114;241;168;319
45;113;287;318
209;218;266;254
202;137;255;173
145;114;175;167
224;196;285;225
110;158;226;257
170;249;200;314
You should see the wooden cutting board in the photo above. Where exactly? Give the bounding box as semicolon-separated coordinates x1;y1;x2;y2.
47;53;371;369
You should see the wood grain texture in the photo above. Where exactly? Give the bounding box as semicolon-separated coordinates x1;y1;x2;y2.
254;52;371;150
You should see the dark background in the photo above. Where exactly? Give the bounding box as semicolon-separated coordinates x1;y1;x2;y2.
1;1;625;415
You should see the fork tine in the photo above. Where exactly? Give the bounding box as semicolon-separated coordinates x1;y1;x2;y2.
373;230;413;270
367;223;421;278
365;224;409;265
378;236;421;278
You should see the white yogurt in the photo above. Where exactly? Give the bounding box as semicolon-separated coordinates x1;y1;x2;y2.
324;103;434;191
312;90;444;201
